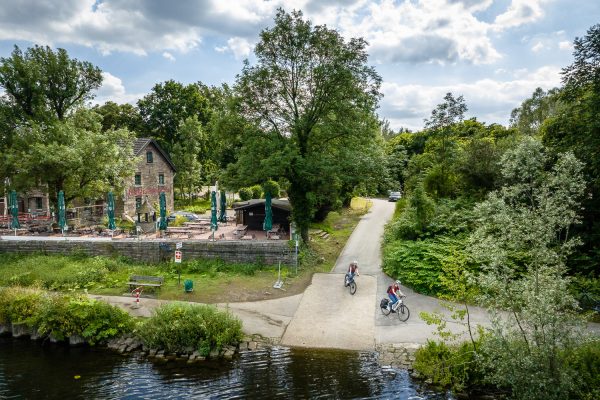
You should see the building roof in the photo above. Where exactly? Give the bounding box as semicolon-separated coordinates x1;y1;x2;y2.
233;198;292;212
133;138;177;172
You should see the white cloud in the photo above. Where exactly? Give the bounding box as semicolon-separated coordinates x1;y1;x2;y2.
531;41;545;53
162;52;176;61
215;37;253;59
94;72;143;105
381;66;562;130
494;0;548;30
558;40;573;51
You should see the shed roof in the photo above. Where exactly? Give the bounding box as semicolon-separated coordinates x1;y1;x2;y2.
233;198;292;212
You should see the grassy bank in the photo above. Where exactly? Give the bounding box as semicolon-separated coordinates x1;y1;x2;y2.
0;198;371;302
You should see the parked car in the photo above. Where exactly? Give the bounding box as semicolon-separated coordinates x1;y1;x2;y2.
388;191;402;202
167;211;200;223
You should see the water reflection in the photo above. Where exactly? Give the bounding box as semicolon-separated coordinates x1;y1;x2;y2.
0;338;450;399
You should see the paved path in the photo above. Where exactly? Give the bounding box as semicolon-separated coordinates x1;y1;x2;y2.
93;198;599;349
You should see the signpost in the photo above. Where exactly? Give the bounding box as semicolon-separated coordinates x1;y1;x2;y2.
176;242;183;249
174;250;182;285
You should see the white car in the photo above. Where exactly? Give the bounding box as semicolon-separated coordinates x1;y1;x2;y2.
388;191;402;202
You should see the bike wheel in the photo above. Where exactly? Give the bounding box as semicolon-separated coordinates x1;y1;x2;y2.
380;299;391;316
397;304;410;322
349;281;357;295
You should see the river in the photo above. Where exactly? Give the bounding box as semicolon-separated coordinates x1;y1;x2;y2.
0;338;451;399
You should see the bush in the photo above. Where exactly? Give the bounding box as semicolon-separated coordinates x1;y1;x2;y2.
33;294;134;344
139;302;243;354
0;287;46;326
567;339;600;400
238;187;252;201
250;184;263;199
262;179;280;197
383;235;469;296
170;215;188;227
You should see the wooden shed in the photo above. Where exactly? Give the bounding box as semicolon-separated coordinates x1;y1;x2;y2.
233;199;291;234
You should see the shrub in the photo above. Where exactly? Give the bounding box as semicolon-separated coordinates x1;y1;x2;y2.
383;235;469;296
249;184;263;199
567;339;600;400
33;294;133;344
413;339;485;394
170;215;188;227
262;179;280;197
238;187;253;201
139;302;243;354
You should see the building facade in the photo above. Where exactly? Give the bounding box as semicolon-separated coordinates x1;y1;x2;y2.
116;138;176;218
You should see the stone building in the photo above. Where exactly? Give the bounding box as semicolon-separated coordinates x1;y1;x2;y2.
116;138;177;218
0;188;50;217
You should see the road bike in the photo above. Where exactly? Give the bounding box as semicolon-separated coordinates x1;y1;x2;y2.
344;273;357;295
380;295;410;321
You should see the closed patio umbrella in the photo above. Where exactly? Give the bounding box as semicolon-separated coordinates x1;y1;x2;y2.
219;190;227;222
58;190;67;234
107;191;116;230
159;191;168;231
9;190;20;230
263;191;273;232
210;191;218;232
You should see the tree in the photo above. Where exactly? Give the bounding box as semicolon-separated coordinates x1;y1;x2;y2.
137;80;211;153
510;87;561;136
469;137;587;400
0;45;102;122
235;9;382;240
93;101;143;133
171;116;204;202
10;109;137;207
422;93;468;198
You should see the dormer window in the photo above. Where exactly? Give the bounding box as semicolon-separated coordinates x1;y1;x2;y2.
146;151;153;163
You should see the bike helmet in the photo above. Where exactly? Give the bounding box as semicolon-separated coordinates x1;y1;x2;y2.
353;260;358;265
395;280;401;286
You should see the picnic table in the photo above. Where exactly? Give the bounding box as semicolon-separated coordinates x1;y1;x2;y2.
166;227;192;238
233;225;248;238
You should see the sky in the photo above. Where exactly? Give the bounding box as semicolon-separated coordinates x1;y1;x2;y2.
0;0;598;131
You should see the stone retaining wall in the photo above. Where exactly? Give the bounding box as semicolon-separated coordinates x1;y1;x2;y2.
0;238;295;265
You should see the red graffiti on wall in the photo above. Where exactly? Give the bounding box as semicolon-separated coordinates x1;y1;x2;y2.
127;186;172;196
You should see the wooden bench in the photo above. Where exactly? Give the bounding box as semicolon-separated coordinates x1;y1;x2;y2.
127;275;164;290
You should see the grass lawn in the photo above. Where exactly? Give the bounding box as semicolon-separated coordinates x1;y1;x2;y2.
0;198;372;303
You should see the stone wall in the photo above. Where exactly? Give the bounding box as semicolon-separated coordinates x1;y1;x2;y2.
0;239;295;265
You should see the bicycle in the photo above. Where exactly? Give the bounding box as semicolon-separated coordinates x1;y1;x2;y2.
380;295;410;321
344;273;357;295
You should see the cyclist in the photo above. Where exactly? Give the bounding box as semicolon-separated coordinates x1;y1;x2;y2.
387;280;404;311
345;260;360;286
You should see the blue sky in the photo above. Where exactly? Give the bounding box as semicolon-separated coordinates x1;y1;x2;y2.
0;0;598;130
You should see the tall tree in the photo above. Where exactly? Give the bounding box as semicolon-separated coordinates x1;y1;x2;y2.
0;45;102;122
93;101;143;133
235;9;382;240
137;80;211;153
10;109;137;207
422;93;468;198
469;137;587;399
171;116;205;202
510;87;561;136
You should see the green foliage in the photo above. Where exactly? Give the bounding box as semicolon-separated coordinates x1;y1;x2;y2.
566;339;600;400
174;198;210;214
179;258;265;277
138;302;243;353
249;184;263;199
383;235;469;296
262;179;280;197
0;288;133;344
32;293;133;344
172;116;206;200
238;187;253;201
234;9;382;240
170;215;188;227
413;339;486;394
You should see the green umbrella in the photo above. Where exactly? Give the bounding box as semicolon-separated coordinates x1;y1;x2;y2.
159;191;168;230
58;190;67;233
263;191;273;231
219;190;227;222
210;191;218;231
107;191;116;230
9;190;20;230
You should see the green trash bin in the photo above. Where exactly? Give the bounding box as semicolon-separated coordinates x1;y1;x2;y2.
184;279;193;293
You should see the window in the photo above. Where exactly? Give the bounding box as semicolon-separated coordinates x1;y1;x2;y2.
158;174;165;185
35;197;43;210
135;174;141;186
146;151;153;163
135;197;142;210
